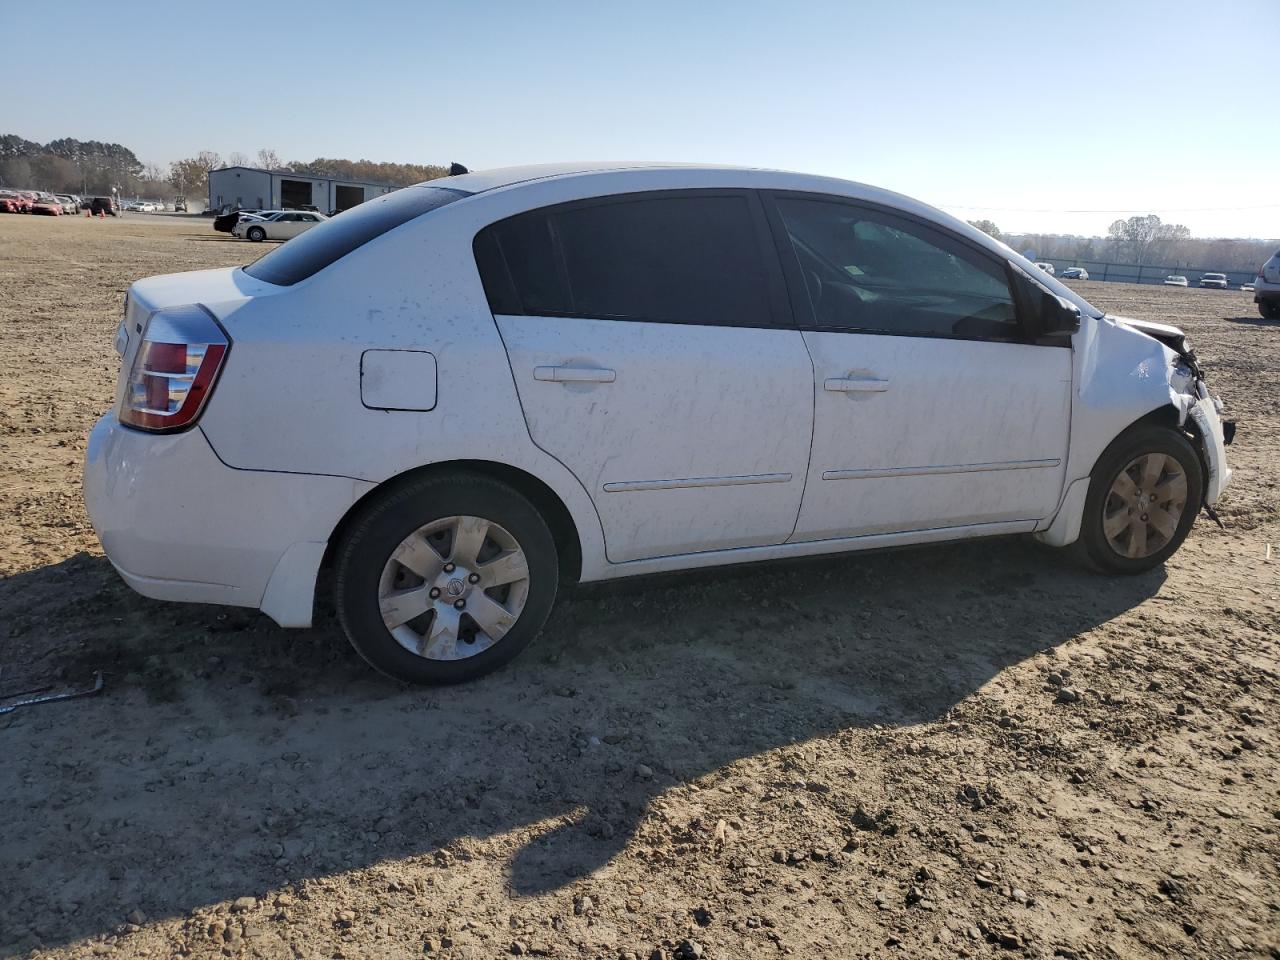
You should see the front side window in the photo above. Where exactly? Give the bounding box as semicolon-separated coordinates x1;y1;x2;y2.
774;196;1022;341
476;193;776;327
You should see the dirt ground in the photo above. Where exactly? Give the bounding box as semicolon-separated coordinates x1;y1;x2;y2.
1;213;1277;960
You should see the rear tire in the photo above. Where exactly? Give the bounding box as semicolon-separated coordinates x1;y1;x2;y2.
335;472;559;684
1259;300;1280;321
247;226;265;242
1075;425;1203;574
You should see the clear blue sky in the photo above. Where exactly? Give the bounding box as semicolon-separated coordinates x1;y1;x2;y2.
3;0;1275;237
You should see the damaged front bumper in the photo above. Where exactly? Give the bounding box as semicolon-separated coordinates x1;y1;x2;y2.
1184;383;1233;506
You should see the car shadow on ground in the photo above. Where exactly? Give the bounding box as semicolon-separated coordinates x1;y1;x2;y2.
0;537;1163;954
182;235;267;244
1225;314;1280;328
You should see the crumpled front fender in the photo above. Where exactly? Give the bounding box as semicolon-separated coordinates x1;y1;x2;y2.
1034;315;1231;546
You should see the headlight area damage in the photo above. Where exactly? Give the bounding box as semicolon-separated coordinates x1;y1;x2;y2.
1115;315;1236;509
1036;313;1235;548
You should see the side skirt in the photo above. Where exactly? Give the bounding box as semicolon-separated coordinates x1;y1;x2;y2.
584;519;1039;582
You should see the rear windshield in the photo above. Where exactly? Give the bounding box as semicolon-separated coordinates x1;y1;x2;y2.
243;184;470;286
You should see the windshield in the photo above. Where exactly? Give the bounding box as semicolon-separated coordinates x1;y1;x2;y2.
243;184;470;286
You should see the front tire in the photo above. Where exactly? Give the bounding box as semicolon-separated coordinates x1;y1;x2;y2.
334;472;559;684
247;226;265;242
1076;425;1204;574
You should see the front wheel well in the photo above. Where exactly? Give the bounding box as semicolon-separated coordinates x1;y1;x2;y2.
1091;403;1208;495
320;460;584;586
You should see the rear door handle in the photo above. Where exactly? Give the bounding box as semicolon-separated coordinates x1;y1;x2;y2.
824;377;890;393
533;365;616;383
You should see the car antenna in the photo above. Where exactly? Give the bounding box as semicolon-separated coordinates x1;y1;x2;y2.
448;162;469;176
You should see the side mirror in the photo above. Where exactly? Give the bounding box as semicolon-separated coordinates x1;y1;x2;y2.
1040;292;1081;336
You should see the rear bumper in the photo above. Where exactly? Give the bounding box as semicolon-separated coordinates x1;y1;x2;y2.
84;412;372;626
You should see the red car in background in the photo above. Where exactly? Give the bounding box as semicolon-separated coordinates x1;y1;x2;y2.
0;191;31;212
0;194;20;213
31;196;64;216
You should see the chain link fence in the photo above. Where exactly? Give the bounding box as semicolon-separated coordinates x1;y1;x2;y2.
1035;259;1257;288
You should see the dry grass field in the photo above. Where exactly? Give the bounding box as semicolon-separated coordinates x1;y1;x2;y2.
1;213;1277;960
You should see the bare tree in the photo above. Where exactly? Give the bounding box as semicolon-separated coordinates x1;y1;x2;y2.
170;151;224;195
1107;215;1191;264
256;148;284;171
227;151;252;168
966;219;1002;241
196;150;223;171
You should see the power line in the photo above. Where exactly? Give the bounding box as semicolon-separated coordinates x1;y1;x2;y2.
938;203;1280;214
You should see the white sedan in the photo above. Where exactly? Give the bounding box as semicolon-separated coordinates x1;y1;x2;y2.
85;162;1235;684
1163;275;1189;287
233;210;328;241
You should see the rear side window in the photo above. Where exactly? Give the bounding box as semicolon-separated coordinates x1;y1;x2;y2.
476;194;776;327
244;185;469;286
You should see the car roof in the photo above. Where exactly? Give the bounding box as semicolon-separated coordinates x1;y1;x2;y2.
440;161;922;203
435;162;963;246
419;161;1102;319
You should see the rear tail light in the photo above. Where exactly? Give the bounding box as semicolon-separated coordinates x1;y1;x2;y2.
120;305;229;432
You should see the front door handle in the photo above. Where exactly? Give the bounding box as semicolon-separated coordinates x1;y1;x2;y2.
533;365;616;383
824;376;890;393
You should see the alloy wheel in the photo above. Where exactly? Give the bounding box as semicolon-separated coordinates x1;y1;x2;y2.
1102;453;1188;559
377;515;531;661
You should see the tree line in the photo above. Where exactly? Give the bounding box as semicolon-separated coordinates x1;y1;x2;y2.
170;148;452;195
0;134;149;196
0;134;450;200
968;216;1275;273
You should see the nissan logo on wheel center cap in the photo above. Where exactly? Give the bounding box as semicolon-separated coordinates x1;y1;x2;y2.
445;578;466;598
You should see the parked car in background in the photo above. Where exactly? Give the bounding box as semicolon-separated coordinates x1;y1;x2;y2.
55;194;79;215
232;209;328;241
1060;267;1089;280
1163;275;1189;287
88;196;119;216
1034;262;1055;275
30;196;63;216
0;191;26;212
84;163;1235;684
1199;273;1228;289
1253;249;1280;319
213;208;264;233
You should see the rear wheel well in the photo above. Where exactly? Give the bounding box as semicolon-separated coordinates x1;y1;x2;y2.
321;461;583;586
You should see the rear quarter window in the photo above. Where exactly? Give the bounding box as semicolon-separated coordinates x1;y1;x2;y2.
243;185;469;286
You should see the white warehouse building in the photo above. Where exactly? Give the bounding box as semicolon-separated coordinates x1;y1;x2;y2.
207;166;396;214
